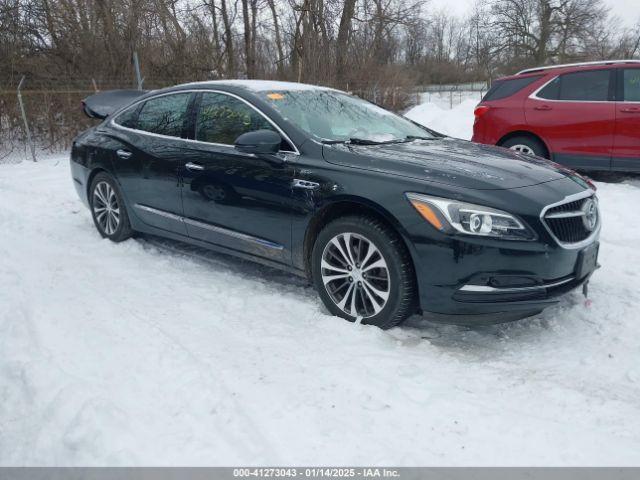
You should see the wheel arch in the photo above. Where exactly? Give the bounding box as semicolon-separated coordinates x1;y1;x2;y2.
497;130;551;158
86;167;110;202
302;197;417;283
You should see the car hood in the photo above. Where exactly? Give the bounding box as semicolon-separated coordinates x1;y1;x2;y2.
322;137;573;190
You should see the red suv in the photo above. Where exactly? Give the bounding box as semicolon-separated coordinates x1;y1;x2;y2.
472;60;640;172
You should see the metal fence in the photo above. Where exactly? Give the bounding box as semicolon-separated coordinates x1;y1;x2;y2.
416;82;488;108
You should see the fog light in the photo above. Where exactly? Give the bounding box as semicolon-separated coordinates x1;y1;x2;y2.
469;213;493;234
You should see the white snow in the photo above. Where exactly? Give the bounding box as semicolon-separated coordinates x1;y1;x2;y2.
2;103;640;465
404;97;477;140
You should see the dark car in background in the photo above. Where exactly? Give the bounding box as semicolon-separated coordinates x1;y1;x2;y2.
472;60;640;172
71;80;600;329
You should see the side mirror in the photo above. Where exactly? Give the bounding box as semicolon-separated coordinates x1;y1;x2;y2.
234;129;282;155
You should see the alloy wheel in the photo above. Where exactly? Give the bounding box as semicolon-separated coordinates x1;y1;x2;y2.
321;232;390;319
93;181;120;235
509;144;535;155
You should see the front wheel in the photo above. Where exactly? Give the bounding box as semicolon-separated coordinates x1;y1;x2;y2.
89;172;133;242
312;216;417;329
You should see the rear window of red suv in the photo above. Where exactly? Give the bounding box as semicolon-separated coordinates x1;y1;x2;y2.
482;75;543;101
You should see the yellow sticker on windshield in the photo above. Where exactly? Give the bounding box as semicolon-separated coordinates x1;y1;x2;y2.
267;93;285;100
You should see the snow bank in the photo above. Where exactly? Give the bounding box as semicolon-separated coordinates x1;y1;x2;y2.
404;98;477;140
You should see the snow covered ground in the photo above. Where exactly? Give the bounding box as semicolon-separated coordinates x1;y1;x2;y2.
405;93;478;140
2;103;640;466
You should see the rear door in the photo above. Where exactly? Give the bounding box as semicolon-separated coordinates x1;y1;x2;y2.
613;67;640;171
180;91;297;264
111;92;194;234
525;68;616;170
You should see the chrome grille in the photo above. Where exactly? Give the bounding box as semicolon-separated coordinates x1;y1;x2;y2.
542;194;598;245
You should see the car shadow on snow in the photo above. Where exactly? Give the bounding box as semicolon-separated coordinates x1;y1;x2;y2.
135;233;589;356
137;234;311;291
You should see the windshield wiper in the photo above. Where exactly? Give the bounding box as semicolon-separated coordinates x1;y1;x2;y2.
322;137;406;146
405;135;440;141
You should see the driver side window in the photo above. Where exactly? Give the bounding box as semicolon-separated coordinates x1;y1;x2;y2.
196;92;276;146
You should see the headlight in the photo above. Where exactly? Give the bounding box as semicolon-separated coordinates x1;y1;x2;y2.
406;193;536;240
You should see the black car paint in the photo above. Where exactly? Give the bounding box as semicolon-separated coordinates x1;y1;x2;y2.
70;82;598;324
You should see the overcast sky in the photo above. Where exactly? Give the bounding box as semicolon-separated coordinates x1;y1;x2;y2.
428;0;640;28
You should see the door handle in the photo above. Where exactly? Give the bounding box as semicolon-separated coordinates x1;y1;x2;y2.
620;107;640;113
534;105;552;111
185;162;205;171
116;149;132;159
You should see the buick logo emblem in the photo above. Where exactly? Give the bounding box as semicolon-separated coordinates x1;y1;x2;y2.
581;198;598;231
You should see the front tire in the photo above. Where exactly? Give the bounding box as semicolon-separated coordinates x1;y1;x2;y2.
89;172;133;242
312;215;416;329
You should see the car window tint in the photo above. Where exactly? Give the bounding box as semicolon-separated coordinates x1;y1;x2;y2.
196;92;275;145
482;75;542;101
136;93;191;137
558;70;610;101
114;104;139;128
537;76;560;100
623;69;640;102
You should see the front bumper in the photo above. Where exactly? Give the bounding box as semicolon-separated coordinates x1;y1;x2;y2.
412;235;599;322
404;181;600;325
412;230;600;324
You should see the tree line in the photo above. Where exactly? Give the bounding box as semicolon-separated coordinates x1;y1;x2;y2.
1;0;639;153
1;0;639;88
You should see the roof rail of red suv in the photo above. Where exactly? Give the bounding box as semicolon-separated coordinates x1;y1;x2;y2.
517;59;640;75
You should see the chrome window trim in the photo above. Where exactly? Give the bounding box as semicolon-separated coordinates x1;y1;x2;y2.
529;73;613;104
459;276;574;293
110;89;300;155
133;204;284;251
539;190;600;250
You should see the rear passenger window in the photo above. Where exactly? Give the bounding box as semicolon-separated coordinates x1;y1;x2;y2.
136;93;191;137
482;76;542;101
557;70;610;101
623;69;640;101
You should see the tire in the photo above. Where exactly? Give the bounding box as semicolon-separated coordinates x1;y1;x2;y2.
311;215;416;329
89;172;133;242
501;135;548;158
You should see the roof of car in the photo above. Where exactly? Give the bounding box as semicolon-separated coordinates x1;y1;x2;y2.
176;79;339;92
491;59;640;83
516;60;640;75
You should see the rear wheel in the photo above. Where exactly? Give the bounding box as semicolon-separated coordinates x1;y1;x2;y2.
89;172;133;242
311;215;416;329
501;135;548;158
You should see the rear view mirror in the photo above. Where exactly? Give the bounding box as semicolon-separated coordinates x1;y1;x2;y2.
234;130;282;155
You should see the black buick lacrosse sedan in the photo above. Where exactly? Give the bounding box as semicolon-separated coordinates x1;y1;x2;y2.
71;80;600;329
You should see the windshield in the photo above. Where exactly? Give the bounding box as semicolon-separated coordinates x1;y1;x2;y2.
260;89;434;143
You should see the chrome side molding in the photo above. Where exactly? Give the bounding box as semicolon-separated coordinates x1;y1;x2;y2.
133;204;284;251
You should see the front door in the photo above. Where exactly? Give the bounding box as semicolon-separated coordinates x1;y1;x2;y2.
180;91;297;264
613;67;640;172
111;92;194;234
525;68;615;170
